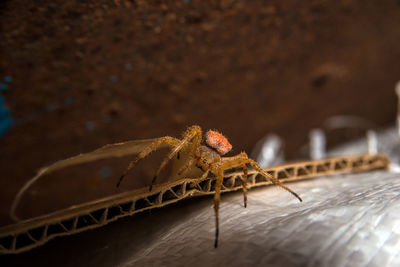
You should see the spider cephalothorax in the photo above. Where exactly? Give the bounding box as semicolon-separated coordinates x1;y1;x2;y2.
117;125;302;247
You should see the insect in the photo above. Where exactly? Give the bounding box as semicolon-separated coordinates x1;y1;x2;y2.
117;125;302;247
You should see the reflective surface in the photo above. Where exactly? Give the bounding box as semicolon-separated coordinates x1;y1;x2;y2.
117;171;400;267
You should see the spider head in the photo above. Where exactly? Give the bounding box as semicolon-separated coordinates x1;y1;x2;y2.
205;130;232;155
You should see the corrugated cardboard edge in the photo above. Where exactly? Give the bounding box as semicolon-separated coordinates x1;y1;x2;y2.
0;153;389;254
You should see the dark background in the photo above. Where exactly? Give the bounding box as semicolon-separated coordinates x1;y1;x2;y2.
1;0;399;227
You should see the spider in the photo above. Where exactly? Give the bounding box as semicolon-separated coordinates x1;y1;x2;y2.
117;125;302;247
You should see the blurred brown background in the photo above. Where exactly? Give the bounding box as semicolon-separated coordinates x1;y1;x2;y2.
0;0;399;227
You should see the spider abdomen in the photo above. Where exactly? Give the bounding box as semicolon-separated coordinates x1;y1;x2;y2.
205;130;232;155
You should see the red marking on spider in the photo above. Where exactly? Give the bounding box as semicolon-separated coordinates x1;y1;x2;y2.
205;130;232;155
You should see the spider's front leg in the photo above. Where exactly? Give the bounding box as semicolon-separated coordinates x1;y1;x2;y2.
221;153;302;202
211;163;248;248
246;157;302;202
211;154;302;248
241;164;248;208
213;169;224;248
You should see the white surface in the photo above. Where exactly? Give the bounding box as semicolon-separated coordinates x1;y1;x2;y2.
116;170;400;267
110;127;400;267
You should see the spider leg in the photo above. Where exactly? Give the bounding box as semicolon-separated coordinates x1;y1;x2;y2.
241;164;248;208
211;163;247;248
246;157;302;202
150;125;202;191
176;125;204;177
220;153;302;202
210;155;301;248
212;163;248;248
117;136;180;187
213;169;224;248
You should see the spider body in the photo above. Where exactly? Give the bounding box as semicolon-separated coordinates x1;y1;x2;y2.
194;145;222;171
117;125;302;248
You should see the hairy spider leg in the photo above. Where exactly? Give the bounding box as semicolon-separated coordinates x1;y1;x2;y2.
221;152;303;202
176;125;203;176
247;158;302;202
116;136;180;187
212;163;248;248
150;125;203;191
211;153;302;247
213;169;224;248
241;164;248;208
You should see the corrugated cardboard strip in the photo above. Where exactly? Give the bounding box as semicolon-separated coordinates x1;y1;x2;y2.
0;147;388;254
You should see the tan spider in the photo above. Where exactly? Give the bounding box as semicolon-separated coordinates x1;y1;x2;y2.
117;125;302;247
